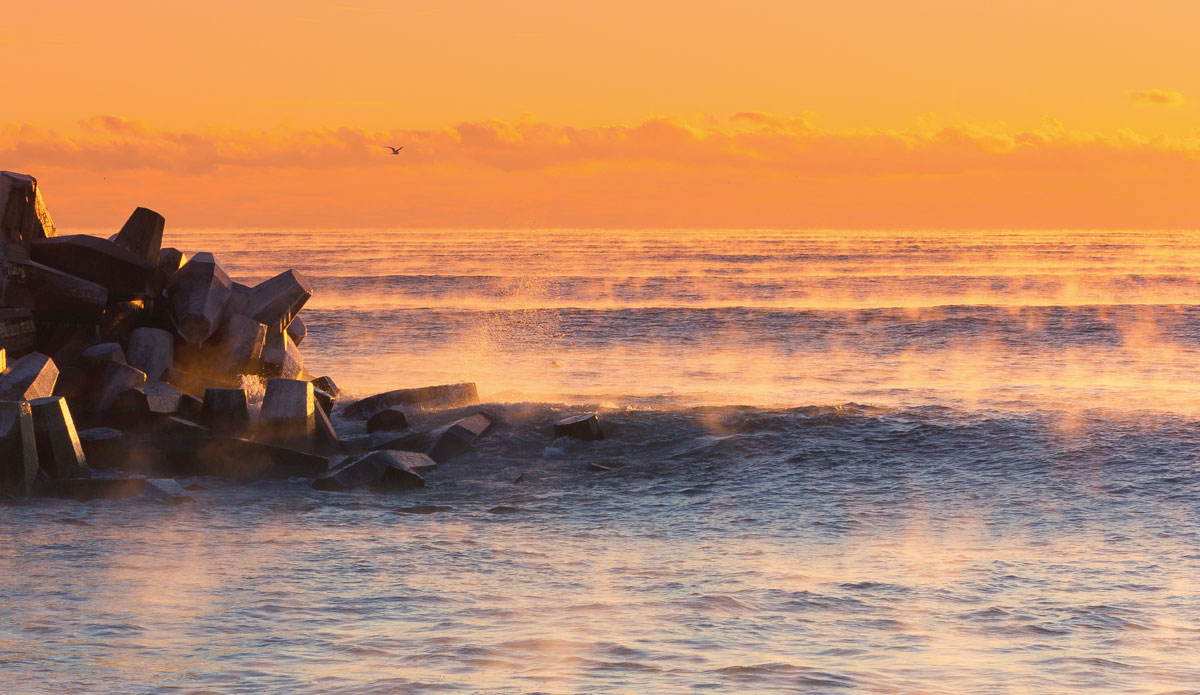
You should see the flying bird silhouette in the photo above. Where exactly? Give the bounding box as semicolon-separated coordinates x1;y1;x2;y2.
383;145;403;154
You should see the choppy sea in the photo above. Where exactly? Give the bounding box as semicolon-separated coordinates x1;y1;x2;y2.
3;230;1200;694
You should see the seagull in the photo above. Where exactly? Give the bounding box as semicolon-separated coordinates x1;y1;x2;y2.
383;145;403;154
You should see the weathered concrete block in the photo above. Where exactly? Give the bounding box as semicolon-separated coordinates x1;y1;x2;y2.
225;281;252;316
201;387;250;436
177;392;203;421
1;260;108;325
258;378;314;448
142;381;187;415
158;247;188;282
0;171;56;244
286;315;306;345
30;235;155;297
35;477;145;501
0;400;38;495
78;427;124;469
313;387;334;415
80;342;126;367
553;414;605;441
310;375;340;398
312;450;426;492
113;207;164;265
166;252;233;345
29;396;88;479
195;436;329;479
247;269;313;332
313;401;340;455
127;327;173;381
0;352;58;401
366;408;409;433
343;382;479;420
205;314;266;376
143;478;192;504
259;326;303;379
427;412;492;463
95;361;147;410
0;308;37;356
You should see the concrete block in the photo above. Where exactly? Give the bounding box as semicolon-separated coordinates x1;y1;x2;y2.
553;414;605;441
427;412;492;463
143;478;192;505
158;247;188;282
258;378;314;448
286;315;306;345
247;269;313;332
205;314;266;376
313;387;334;415
201;387;250;436
195;436;329;479
113;207;164;265
343;382;479;420
310;375;340;398
78;427;124;469
0;171;56;244
226;281;252;316
80;342;126;368
366;408;408;433
0;352;58;401
162;367;225;399
0;308;37;356
29;396;88;479
30;234;155;297
0;400;38;495
313;401;340;455
166;252;233;345
312;450;426;492
95;361;147;410
0;261;108;323
259;326;303;379
126;327;173;381
35;320;99;363
98;299;150;342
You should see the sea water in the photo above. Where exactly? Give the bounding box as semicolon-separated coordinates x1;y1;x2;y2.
2;230;1199;694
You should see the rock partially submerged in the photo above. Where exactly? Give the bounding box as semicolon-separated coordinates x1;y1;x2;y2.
343;382;479;420
427;412;493;463
553;413;605;441
313;450;426;492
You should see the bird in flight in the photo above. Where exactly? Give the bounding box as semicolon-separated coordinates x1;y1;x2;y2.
383;145;403;154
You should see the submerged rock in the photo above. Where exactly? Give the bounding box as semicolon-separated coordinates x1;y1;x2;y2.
427;412;492;463
343;382;479;420
143;478;193;504
35;477;146;501
366;408;408;433
312;450;426;492
553;413;605;441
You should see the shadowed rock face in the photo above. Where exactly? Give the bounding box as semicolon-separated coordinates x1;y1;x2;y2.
0;171;56;244
77;427;123;469
0;352;58;401
30;235;155;297
113;207;165;265
29;396;88;480
1;260;108;324
167;252;233;345
201;387;251;436
126;327;173;381
0;400;38;495
0;308;37;356
247;269;313;332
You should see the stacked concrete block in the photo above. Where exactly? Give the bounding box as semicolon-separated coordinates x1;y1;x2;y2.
126;327;173;381
0;171;56;244
167;252;232;345
0;400;38;495
29;396;88;479
0;352;58;401
258;378;315;449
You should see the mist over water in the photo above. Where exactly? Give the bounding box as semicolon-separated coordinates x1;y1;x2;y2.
3;230;1200;694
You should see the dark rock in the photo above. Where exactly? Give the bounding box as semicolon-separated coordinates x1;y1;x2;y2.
29;396;88;479
78;427;124;469
553;414;605;441
313;401;341;455
1;261;107;324
286;315;306;345
343;382;479;420
0;351;58;401
258;378;315;448
313;387;334;415
0;400;38;495
126;327;173;381
94;361;147;410
35;320;99;363
246;269;313;332
157;247;187;282
203;314;266;376
366;408;409;433
176;392;204;421
312;450;425;492
98;299;150;342
30;235;155;297
195;437;329;479
310;375;340;399
201;387;251;436
143;478;193;504
0;308;36;356
34;477;145;501
166;252;233;345
113;207;164;265
0;171;56;244
225;281;252;316
427;412;492;463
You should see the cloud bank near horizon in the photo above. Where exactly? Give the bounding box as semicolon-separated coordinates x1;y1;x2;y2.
3;114;1199;229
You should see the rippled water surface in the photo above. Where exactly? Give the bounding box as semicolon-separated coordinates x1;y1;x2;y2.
3;230;1200;694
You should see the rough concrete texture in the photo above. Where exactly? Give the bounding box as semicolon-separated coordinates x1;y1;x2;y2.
29;395;88;479
113;207;165;265
126;327;173;381
166;252;233;345
0;171;56;244
0;351;58;401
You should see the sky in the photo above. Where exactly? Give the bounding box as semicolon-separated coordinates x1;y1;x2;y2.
2;0;1198;229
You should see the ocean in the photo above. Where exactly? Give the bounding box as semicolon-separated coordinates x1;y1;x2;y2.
2;229;1200;694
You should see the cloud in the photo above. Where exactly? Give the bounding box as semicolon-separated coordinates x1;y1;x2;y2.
1127;89;1186;106
3;114;1200;229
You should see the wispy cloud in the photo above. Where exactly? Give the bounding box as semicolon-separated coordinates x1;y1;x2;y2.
1127;89;1186;106
3;114;1200;229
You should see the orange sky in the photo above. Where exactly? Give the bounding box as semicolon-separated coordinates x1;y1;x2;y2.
2;0;1198;229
